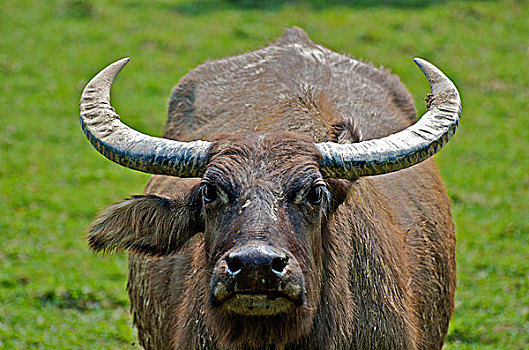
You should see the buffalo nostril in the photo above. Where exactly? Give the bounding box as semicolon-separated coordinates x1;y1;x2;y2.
227;257;242;275
271;257;288;274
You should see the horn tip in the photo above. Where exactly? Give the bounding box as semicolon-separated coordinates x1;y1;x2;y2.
81;58;131;97
101;57;131;78
413;57;459;101
413;57;426;65
413;57;436;78
111;57;131;73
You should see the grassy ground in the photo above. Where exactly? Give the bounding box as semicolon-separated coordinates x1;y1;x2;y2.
1;0;527;348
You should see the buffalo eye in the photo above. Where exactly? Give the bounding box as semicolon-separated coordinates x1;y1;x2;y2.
306;185;324;205
203;184;218;203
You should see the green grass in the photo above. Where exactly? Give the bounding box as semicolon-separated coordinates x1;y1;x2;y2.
1;0;527;348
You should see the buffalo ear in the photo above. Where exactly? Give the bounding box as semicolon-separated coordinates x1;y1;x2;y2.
87;194;202;256
324;179;352;212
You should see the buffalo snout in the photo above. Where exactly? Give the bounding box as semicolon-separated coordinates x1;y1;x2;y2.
210;242;305;316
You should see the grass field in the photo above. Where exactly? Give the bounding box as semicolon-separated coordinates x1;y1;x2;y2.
1;0;528;348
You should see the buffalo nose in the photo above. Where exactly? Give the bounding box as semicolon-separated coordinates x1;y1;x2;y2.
226;245;288;277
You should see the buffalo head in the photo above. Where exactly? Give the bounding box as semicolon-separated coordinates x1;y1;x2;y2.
80;55;460;348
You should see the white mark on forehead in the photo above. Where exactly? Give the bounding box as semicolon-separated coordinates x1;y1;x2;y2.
239;199;252;215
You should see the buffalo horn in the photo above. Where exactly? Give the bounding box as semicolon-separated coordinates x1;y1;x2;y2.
79;58;211;177
316;58;461;179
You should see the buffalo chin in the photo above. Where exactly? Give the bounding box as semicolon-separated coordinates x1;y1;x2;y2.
222;293;295;316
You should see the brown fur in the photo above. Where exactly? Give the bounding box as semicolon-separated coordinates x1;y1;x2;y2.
88;27;455;349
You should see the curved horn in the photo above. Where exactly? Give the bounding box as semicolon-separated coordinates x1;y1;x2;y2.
316;58;461;179
79;58;211;177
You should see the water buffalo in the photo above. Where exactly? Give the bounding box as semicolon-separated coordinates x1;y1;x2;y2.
79;27;460;349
